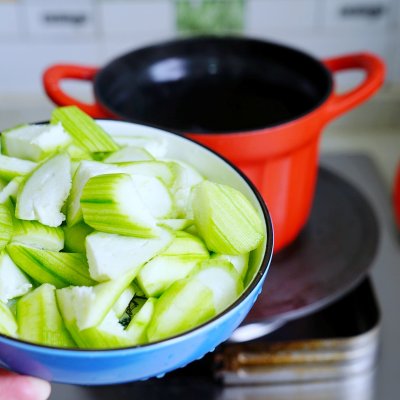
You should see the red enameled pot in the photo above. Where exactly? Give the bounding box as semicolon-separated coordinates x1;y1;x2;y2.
43;37;385;252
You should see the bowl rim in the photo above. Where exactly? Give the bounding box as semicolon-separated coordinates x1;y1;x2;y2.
0;119;274;354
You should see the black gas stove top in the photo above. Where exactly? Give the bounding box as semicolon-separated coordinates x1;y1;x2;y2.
49;153;400;400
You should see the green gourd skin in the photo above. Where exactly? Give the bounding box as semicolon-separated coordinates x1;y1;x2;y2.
17;284;76;347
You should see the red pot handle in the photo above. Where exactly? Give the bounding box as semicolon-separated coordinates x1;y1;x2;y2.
323;52;385;122
42;64;110;118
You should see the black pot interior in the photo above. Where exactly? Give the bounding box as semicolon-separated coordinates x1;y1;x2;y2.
95;37;332;133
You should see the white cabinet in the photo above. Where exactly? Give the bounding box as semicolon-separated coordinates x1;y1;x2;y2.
23;0;96;38
323;0;392;31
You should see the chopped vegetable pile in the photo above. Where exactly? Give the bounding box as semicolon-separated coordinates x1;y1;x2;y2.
0;106;265;349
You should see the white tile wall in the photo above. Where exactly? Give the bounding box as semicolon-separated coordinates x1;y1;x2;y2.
246;0;317;32
99;0;175;36
0;41;100;93
0;2;20;37
0;0;399;95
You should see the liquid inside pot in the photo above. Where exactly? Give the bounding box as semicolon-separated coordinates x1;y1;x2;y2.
117;79;316;133
96;39;331;133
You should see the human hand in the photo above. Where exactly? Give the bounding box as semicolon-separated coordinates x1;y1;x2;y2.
0;369;51;400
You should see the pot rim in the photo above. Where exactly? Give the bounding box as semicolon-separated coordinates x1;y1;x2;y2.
93;35;333;135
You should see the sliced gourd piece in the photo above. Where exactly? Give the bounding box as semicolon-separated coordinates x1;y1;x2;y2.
54;287;79;341
130;175;173;219
168;160;204;218
103;146;154;163
0;176;24;204
7;243;95;288
147;278;216;342
15;152;72;227
164;231;209;255
51;106;119;153
81;173;157;237
66;160;120;227
137;254;203;299
131;280;145;297
159;218;194;231
190;259;243;313
185;224;199;236
7;298;17;316
211;252;249;281
192;180;264;254
60;309;129;349
113;284;136;319
12;218;64;251
85;227;174;281
137;231;209;297
0;179;7;191
0;202;13;250
110;135;167;158
0;300;18;338
118;161;174;186
57;301;154;349
81;311;128;349
124;297;156;345
56;268;137;330
56;288;126;349
66;143;93;161
1;123;72;162
0;251;32;303
63;221;93;253
17;283;75;347
0;154;36;181
70;161;81;178
90;152;111;162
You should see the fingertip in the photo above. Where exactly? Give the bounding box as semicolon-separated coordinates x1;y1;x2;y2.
25;376;51;400
0;371;51;400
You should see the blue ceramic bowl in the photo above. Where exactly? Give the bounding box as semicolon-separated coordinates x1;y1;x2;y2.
0;120;273;385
